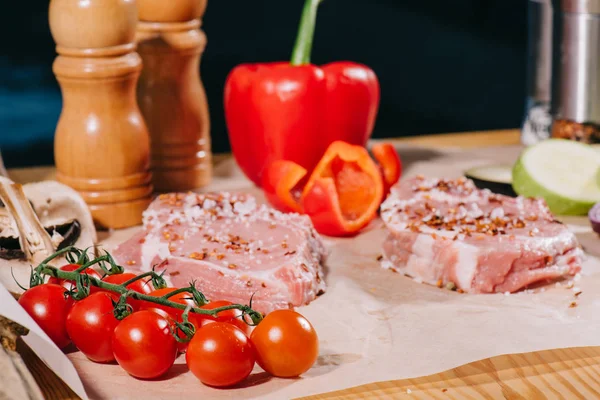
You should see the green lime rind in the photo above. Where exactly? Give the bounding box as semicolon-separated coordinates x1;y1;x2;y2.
512;155;598;216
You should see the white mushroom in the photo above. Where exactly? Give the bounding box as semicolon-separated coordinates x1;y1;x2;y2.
0;177;97;294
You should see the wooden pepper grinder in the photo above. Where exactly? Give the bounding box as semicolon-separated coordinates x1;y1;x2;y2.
136;0;212;192
49;0;153;229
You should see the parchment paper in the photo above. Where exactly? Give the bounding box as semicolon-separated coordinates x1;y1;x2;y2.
4;144;600;399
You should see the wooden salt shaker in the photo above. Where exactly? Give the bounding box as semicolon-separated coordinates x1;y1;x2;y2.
49;0;153;229
136;0;212;192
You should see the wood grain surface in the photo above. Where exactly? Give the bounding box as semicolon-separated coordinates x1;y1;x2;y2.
12;129;600;400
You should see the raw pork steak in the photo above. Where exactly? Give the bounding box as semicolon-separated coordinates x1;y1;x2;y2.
113;192;327;313
380;176;583;293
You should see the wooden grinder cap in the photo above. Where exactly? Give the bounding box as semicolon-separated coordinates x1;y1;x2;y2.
137;0;207;22
49;0;137;51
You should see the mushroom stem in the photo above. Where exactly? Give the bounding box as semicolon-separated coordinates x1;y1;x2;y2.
0;180;55;262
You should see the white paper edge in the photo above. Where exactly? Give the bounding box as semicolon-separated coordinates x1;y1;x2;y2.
0;284;88;400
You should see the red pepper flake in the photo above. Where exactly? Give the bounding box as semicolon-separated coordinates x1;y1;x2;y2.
228;264;238;270
376;255;384;261
138;238;146;244
574;291;583;297
569;301;578;308
300;263;310;273
281;242;289;249
457;289;465;294
216;254;225;260
126;260;136;266
442;389;448;393
284;251;297;256
217;271;225;276
261;282;267;288
262;249;270;254
169;271;180;277
189;252;206;260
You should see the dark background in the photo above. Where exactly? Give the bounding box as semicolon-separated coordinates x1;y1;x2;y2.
0;0;527;168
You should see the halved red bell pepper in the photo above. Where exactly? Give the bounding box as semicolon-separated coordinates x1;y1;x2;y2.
372;143;402;196
301;141;383;237
261;160;306;214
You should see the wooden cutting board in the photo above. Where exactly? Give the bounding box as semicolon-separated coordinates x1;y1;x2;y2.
10;129;600;399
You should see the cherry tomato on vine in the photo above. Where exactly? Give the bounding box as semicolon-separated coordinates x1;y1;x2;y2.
48;264;101;291
18;284;73;349
101;273;152;311
200;300;250;335
186;322;256;387
250;310;318;377
140;287;199;352
66;292;120;363
140;288;195;321
112;310;178;379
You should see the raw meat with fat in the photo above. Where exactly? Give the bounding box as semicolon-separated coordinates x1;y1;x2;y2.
112;192;327;313
380;176;583;293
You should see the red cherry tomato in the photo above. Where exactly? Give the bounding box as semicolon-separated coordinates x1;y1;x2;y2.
48;264;102;291
250;310;318;377
141;288;199;353
140;288;194;320
200;300;250;335
101;273;153;311
112;310;178;379
66;292;120;362
18;284;73;349
186;322;256;387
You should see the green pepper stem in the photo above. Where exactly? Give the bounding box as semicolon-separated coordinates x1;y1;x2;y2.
290;0;324;66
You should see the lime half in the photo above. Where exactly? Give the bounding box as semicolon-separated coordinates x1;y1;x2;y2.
512;139;600;215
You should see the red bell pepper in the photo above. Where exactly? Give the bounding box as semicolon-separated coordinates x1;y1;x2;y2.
225;0;380;187
301;141;384;236
261;160;306;214
263;141;385;236
372;143;402;196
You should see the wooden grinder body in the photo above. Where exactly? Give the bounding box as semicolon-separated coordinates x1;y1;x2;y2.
137;0;212;192
49;0;153;229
